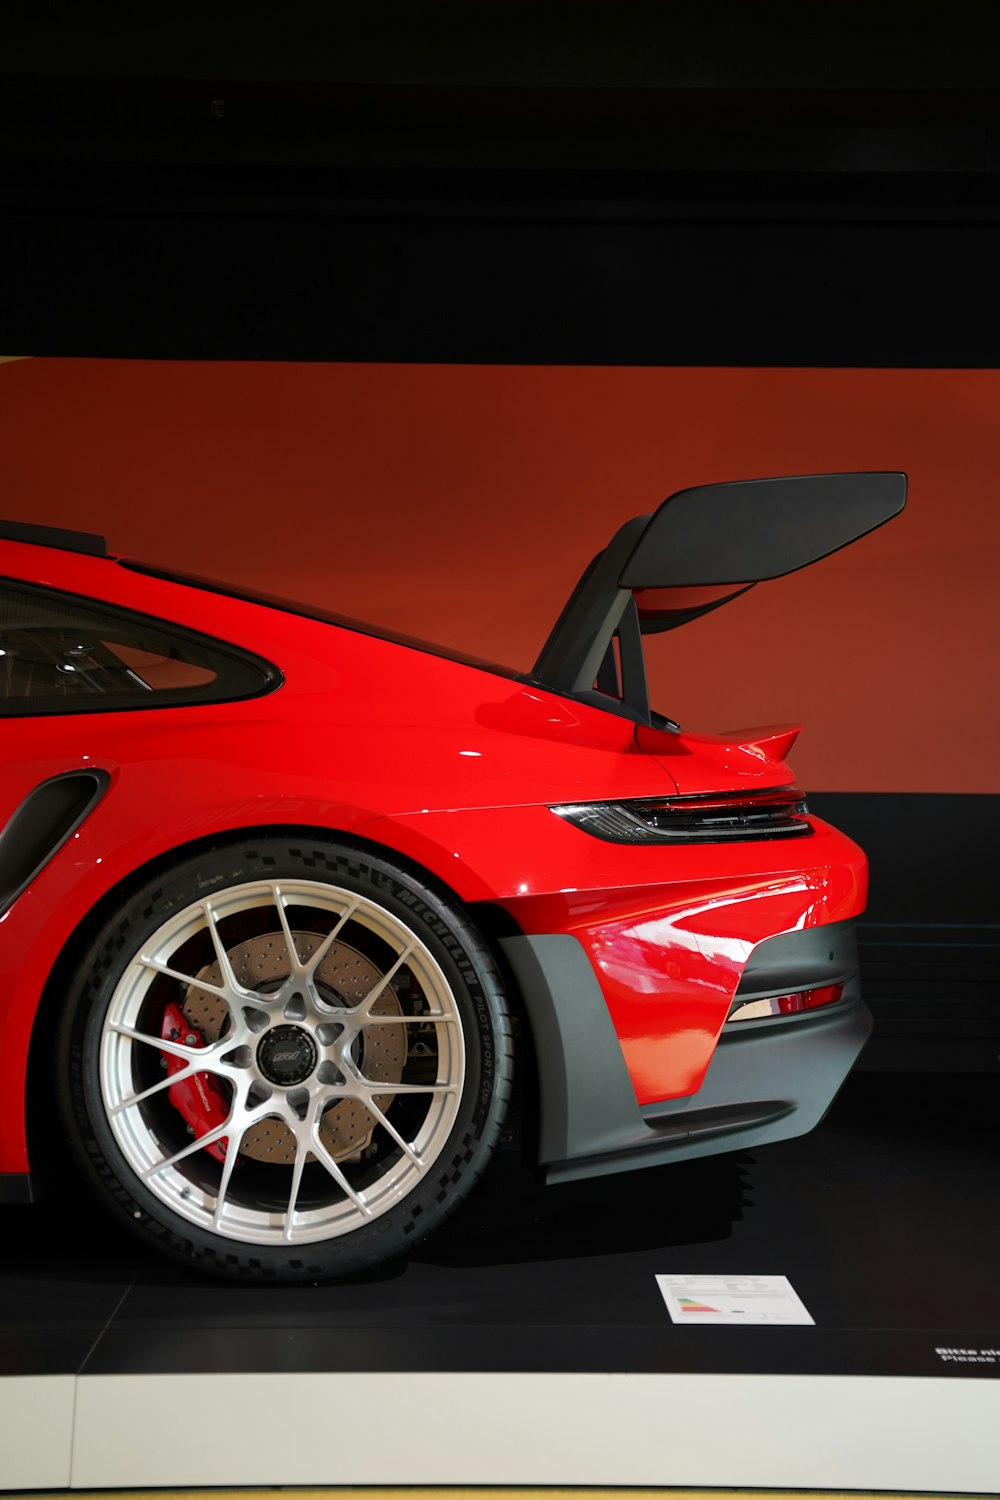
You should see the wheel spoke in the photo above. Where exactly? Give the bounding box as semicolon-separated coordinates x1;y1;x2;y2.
142;1085;272;1180
281;1108;317;1242
137;956;229;1000
300;896;362;978
355;943;415;1018
203;898;250;995
109;1021;219;1062
310;1131;373;1217
365;1099;422;1166
339;1046;457;1098
271;883;306;974
108;1064;196;1116
282;1147;311;1243
358;1011;456;1025
142;1117;234;1179
377;1081;458;1096
212;1127;244;1231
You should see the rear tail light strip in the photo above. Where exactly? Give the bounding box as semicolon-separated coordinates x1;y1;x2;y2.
551;786;811;844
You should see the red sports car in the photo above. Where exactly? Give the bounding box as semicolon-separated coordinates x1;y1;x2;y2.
0;472;905;1281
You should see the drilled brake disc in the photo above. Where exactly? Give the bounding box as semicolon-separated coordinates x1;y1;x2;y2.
184;931;406;1163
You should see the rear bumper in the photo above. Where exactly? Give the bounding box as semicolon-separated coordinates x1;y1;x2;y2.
500;919;870;1184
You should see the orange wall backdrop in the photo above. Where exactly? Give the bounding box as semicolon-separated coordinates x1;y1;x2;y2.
1;357;996;793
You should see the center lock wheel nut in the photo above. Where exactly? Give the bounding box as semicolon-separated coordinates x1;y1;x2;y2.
256;1024;318;1087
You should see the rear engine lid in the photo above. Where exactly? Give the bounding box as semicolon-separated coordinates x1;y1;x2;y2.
637;721;804;795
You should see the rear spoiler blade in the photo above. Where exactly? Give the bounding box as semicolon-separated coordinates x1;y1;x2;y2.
533;471;906;721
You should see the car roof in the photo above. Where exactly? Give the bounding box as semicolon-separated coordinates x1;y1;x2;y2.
0;518;526;686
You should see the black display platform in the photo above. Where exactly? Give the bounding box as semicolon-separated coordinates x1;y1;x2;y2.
3;1071;1000;1385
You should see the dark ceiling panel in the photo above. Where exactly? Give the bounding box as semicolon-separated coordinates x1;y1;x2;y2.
3;212;998;366
3;2;998;365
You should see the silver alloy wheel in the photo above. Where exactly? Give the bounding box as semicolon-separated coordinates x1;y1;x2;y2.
98;879;465;1246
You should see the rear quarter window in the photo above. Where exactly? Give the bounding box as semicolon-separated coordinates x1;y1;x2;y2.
0;580;279;715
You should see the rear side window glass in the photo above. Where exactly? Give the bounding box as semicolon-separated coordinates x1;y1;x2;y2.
0;581;278;715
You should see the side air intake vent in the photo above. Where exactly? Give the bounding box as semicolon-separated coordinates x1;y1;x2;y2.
0;769;110;915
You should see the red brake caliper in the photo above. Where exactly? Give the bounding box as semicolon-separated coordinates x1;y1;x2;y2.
160;1001;231;1164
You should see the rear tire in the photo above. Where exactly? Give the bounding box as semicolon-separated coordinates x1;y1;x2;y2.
56;836;512;1282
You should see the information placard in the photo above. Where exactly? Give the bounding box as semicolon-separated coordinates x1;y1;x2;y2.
656;1273;814;1325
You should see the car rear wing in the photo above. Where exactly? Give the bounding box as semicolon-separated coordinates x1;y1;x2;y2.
532;471;907;725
